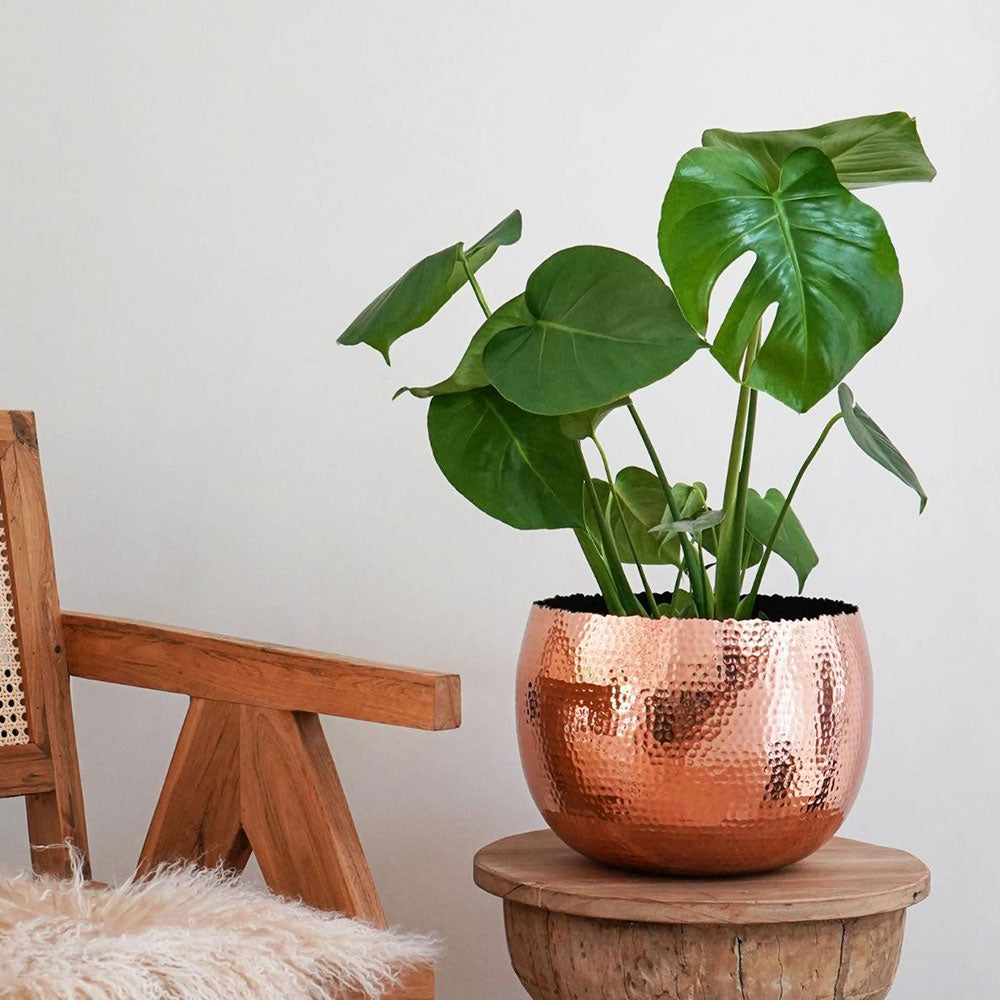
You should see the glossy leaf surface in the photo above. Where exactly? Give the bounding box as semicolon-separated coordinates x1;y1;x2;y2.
427;386;585;529
702;112;936;189
660;147;903;413
745;488;818;592
338;210;521;361
839;384;927;512
483;246;704;415
397;295;532;399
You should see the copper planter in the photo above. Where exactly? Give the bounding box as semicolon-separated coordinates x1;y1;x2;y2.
516;594;873;876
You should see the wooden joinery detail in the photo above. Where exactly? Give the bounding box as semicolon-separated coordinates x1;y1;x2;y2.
62;613;461;732
140;698;249;873
240;706;386;925
0;412;88;877
0;743;55;797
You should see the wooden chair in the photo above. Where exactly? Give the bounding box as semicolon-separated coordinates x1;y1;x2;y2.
0;410;460;999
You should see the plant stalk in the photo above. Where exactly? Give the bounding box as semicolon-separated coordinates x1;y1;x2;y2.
714;324;761;617
625;400;710;617
580;451;647;616
459;249;492;319
740;412;844;616
592;434;660;618
575;528;625;615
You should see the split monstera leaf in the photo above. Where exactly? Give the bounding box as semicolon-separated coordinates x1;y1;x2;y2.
338;112;935;620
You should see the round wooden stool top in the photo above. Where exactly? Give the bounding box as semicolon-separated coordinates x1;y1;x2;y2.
474;829;930;925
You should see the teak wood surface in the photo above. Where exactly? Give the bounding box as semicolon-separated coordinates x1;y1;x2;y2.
63;612;461;731
0;410;457;1000
474;829;930;924
475;830;930;1000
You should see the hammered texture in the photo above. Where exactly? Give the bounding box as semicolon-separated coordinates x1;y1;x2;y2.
516;597;872;875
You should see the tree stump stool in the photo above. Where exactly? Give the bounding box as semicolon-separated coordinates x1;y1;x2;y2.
474;830;929;1000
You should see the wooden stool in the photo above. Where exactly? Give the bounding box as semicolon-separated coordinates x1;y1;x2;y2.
474;830;929;1000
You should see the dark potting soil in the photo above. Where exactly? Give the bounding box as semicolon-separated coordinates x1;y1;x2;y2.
535;592;859;622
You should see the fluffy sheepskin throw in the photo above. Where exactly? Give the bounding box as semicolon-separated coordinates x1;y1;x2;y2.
0;855;436;1000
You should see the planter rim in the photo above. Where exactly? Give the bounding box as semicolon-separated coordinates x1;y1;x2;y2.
533;592;860;624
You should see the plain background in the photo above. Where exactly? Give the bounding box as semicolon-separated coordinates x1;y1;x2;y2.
1;2;997;996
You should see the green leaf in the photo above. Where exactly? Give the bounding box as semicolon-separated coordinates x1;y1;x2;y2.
466;209;523;262
558;398;628;441
338;210;521;361
659;146;903;413
702;112;936;190
396;295;532;399
702;519;763;569
585;470;683;566
839;384;927;512
614;468;683;565
482;246;704;415
745;488;818;593
653;508;724;535
427;386;586;530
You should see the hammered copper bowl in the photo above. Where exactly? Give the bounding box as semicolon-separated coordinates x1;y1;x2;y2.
516;594;873;876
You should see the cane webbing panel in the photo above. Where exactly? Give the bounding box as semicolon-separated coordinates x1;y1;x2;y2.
0;502;28;747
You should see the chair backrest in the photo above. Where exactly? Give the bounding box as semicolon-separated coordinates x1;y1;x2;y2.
0;411;88;877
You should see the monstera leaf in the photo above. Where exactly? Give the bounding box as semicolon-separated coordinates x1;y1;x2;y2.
839;384;927;511
396;295;532;399
482;246;704;415
702;111;936;189
586;468;686;566
745;488;818;592
659;146;903;413
427;386;586;530
338;210;521;361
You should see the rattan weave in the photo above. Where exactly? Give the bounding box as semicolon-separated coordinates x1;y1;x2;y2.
0;502;28;746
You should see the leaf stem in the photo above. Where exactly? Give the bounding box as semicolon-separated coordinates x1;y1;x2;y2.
741;411;844;615
625;400;710;617
715;323;761;617
580;451;647;617
575;528;625;615
592;433;660;618
458;248;492;319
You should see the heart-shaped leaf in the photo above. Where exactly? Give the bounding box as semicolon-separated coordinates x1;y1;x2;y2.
396;295;532;399
585;470;684;566
702;112;936;190
427;386;586;530
659;146;903;413
614;468;684;565
482;246;704;415
338;210;521;361
745;488;818;592
839;384;927;512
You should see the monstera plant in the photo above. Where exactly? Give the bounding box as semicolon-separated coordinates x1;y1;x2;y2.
339;112;934;620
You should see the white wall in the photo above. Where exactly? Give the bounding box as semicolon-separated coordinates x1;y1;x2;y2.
1;2;996;996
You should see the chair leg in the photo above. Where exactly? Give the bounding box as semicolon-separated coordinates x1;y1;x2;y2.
140;697;249;872
240;706;386;925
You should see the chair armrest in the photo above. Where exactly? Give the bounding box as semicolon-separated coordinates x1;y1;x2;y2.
61;612;461;731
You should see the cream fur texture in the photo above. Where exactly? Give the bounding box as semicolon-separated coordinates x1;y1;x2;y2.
0;854;436;1000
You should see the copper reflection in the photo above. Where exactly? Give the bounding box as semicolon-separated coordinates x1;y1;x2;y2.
516;596;872;876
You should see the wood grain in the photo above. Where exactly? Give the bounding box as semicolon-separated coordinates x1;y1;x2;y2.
140;697;249;872
0;412;89;877
503;900;905;1000
240;706;387;925
63;613;461;731
0;743;55;797
474;830;930;925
